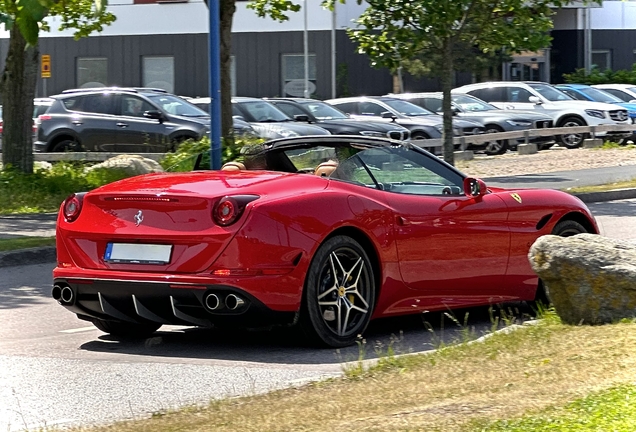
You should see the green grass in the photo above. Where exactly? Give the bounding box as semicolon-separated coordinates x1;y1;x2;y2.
0;236;56;251
470;384;636;431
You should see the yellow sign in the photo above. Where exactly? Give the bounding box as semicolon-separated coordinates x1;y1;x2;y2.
41;54;51;78
510;193;522;204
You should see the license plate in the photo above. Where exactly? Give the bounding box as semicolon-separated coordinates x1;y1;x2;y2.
104;243;172;264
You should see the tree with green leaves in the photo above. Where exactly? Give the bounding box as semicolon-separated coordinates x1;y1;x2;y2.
203;0;301;150
346;0;596;165
0;0;115;173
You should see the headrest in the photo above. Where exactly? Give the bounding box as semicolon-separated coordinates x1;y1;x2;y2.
221;161;246;171
314;160;339;177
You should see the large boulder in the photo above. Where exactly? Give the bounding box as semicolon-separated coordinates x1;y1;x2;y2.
85;155;163;177
528;234;636;325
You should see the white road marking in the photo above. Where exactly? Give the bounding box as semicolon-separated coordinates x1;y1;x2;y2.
59;326;97;334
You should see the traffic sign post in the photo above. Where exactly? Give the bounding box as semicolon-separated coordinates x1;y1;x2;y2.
41;54;51;96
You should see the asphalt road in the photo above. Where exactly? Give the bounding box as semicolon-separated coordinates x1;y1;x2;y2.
1;198;635;431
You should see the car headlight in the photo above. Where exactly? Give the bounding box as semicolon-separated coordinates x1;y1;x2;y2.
278;129;300;138
359;130;385;137
584;109;606;119
506;120;532;127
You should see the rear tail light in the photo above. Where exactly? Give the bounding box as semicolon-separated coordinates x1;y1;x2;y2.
212;195;258;227
63;193;86;222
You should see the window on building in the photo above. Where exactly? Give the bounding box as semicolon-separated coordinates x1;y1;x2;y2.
143;56;175;93
282;54;316;97
77;57;108;88
591;50;611;71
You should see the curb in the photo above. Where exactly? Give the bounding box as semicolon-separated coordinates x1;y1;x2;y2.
571;188;636;203
0;246;56;268
1;189;635;268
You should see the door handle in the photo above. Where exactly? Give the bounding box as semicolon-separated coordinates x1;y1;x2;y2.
71;120;83;126
116;123;129;128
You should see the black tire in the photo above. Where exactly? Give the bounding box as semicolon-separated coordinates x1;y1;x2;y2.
557;117;587;149
92;319;161;338
483;125;508;155
533;220;589;306
300;235;376;348
539;143;555;151
51;139;82;152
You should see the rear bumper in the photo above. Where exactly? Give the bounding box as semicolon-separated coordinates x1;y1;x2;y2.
53;276;297;329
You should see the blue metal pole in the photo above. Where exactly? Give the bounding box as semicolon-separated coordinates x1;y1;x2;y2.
209;0;222;170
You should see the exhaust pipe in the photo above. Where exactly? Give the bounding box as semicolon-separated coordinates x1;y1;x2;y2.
225;294;245;311
52;285;62;301
204;293;221;311
60;286;74;304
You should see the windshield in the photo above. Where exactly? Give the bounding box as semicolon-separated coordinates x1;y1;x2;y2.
301;101;348;120
382;99;435;116
527;83;574;102
579;87;625;103
451;94;499;112
147;94;209;117
238;101;291;122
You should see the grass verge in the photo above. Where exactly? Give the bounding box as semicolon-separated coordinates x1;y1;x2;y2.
68;314;636;432
0;236;56;251
564;178;636;194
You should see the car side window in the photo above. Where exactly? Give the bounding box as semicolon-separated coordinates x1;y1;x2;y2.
559;89;586;101
274;102;305;118
333;102;358;115
72;94;115;115
358;102;385;116
602;89;630;102
422;98;442;112
120;96;154;117
505;87;533;103
467;88;505;103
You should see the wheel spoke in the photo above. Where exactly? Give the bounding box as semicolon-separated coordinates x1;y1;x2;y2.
317;286;338;301
329;251;347;286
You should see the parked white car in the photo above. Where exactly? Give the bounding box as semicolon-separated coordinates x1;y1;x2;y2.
592;84;636;104
453;81;630;148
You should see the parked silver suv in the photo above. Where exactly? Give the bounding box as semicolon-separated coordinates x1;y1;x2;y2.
453;81;630;148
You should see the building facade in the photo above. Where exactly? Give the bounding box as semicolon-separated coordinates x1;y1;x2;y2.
0;0;633;99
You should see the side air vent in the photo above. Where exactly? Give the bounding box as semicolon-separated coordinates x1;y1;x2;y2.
536;214;553;231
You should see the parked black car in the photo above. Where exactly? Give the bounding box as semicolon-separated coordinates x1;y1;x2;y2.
35;87;214;153
190;97;331;139
263;97;410;140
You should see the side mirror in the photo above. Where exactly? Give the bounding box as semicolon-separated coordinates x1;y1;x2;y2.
144;110;164;122
381;111;397;119
294;114;310;122
629;99;636;104
528;96;542;105
233;115;246;121
463;177;488;198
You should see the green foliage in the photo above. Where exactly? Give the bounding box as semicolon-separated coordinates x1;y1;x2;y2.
159;136;266;172
247;0;301;22
563;64;636;85
473;384;636;431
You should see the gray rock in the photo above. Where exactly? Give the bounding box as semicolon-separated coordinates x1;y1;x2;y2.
528;234;636;325
85;155;163;177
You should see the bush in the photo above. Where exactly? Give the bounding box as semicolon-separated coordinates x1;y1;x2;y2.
160;136;265;171
563;64;636;85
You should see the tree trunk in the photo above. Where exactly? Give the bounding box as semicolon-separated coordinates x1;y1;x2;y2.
1;27;38;173
441;40;454;166
220;0;236;147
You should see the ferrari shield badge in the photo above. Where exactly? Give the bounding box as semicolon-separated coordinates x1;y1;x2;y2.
510;193;522;204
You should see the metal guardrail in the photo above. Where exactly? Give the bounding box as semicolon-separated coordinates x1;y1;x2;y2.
32;124;636;162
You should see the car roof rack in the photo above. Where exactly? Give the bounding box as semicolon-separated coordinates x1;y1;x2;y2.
61;87;168;94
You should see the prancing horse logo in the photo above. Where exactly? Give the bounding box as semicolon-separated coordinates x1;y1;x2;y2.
134;210;144;226
510;193;522;204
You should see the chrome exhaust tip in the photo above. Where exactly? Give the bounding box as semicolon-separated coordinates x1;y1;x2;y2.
225;294;245;310
52;285;62;301
60;286;74;304
204;293;221;311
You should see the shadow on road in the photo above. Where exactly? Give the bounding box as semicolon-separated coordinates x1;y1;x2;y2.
78;303;537;366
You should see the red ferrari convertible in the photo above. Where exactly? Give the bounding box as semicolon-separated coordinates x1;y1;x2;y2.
52;136;598;347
